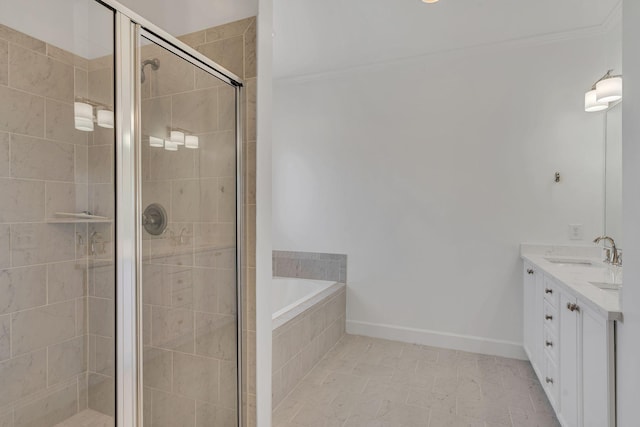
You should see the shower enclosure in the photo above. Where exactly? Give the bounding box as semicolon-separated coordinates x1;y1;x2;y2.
0;0;244;426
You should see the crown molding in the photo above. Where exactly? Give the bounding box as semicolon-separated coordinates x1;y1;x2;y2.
276;3;623;85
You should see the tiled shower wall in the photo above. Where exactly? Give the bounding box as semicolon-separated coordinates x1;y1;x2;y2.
273;251;347;283
0;23;116;425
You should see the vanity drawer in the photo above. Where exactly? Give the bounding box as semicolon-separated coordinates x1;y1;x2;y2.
543;276;560;308
543;325;558;363
543;300;558;332
544;356;559;409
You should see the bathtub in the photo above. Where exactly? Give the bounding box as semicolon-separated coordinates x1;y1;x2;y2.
271;277;346;408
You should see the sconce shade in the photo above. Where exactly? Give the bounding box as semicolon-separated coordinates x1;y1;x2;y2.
170;130;185;145
97;110;114;128
185;135;199;149
149;136;164;147
164;139;178;151
585;90;608;112
74;102;94;131
596;76;622;103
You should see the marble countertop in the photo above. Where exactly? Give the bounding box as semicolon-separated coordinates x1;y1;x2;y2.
521;244;622;321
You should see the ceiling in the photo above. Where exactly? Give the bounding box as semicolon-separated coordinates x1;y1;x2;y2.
273;0;621;79
0;0;257;59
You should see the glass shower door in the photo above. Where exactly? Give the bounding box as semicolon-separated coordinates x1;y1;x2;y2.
138;34;239;427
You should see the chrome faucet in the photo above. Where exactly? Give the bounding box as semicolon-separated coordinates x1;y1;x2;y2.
593;236;622;266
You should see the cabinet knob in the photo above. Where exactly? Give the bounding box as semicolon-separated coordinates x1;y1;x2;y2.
545;341;553;347
567;303;580;312
545;377;554;384
527;269;534;275
545;289;553;294
545;315;553;321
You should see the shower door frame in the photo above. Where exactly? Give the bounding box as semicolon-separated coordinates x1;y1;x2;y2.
99;1;245;426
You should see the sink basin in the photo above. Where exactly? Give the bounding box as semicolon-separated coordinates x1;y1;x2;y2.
589;281;622;291
544;258;596;267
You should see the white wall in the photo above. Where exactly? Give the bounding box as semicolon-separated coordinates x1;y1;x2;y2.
616;1;640;425
256;0;274;425
273;33;618;357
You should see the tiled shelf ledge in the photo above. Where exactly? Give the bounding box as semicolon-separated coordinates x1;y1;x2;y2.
46;218;113;224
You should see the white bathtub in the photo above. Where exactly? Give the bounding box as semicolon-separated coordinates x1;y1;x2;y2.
271;277;337;320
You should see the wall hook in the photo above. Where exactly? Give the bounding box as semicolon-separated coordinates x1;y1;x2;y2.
555;172;561;183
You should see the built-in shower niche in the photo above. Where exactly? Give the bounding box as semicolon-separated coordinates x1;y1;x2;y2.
0;20;116;426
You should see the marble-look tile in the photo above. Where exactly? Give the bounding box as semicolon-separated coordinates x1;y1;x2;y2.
172;88;219;134
197;131;236;178
11;300;76;356
88;373;114;417
173;352;220;402
14;382;77;427
87;184;114;220
11;135;74;182
74;67;88;100
217;177;236;222
0;178;45;223
88;297;114;338
150;51;194;97
88;145;113;184
75;144;88;184
88;67;113;107
196;401;236;427
151;306;194;353
93;336;114;377
0;349;47;407
195;68;227;90
196;37;244;78
0;266;46;315
143;346;172;392
219;359;238;409
45;99;88;146
10;223;75;267
76;297;87;337
244;20;257;79
246;140;256;205
170;179;216;223
47;44;88;70
150;389;195;427
0;25;46;53
45;182;87;220
246;78;257;141
47;336;85;386
0;133;9;177
141;96;171;139
205;18;254;43
218;84;235;131
9;44;73;102
147;144;195;181
0;40;7;86
0;85;44;137
0;225;9;269
0;314;9;361
195;312;236;360
177;30;206;47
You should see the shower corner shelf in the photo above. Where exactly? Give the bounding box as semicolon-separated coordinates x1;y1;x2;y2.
46;212;113;224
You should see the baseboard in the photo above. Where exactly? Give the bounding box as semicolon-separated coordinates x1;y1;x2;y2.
346;320;527;360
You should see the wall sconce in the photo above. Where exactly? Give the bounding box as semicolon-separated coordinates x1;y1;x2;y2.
146;128;199;151
74;98;114;130
585;70;622;113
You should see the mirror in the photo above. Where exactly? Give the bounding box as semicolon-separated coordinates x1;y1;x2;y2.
604;102;622;248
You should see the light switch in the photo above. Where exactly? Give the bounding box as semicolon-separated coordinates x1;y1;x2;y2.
568;224;583;240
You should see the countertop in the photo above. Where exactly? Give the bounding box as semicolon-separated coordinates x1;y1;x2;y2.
521;244;622;321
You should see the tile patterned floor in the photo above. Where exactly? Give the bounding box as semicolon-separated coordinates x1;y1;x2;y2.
53;409;114;427
273;335;560;427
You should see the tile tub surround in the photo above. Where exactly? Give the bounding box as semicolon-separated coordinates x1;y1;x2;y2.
273;334;560;427
272;283;346;409
0;23;116;424
273;251;347;283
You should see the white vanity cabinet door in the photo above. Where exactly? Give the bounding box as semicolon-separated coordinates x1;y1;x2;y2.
559;289;579;427
523;263;536;363
582;302;615;427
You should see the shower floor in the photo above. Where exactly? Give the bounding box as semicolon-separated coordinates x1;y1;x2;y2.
53;410;114;427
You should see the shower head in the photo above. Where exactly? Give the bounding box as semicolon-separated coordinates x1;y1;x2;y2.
141;58;160;83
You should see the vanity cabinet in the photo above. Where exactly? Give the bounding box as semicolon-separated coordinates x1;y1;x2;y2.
523;264;616;427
